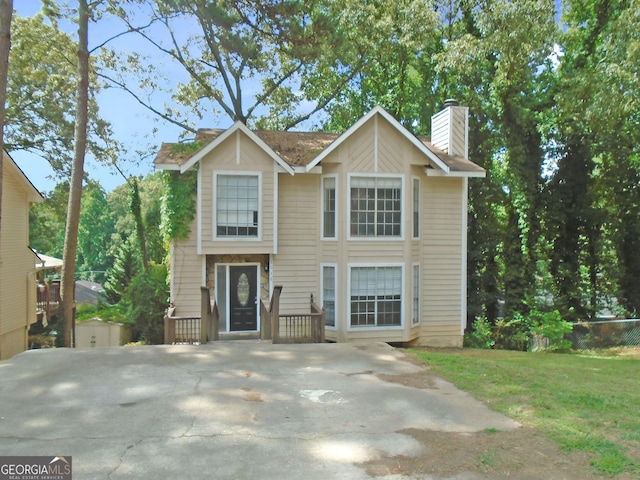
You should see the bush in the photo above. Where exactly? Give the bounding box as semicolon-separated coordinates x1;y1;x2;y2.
122;263;169;344
529;309;573;351
464;317;495;349
493;313;531;351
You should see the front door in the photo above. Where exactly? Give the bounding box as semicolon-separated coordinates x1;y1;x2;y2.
229;265;258;331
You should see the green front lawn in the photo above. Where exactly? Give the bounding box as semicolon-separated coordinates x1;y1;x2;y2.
409;348;640;476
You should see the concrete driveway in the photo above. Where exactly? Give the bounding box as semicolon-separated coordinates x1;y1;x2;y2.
0;342;518;479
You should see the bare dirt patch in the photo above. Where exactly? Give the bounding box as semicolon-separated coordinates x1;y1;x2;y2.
361;427;636;479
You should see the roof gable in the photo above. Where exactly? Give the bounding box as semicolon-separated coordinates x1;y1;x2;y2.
175;122;295;175
305;106;451;174
153;106;485;178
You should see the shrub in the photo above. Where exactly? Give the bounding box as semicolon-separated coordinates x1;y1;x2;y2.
464;317;495;349
122;263;169;344
529;309;573;351
493;313;531;351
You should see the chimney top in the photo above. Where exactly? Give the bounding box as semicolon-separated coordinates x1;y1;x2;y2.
442;98;459;108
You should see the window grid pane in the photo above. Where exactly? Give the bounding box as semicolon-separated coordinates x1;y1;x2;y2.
351;177;401;237
350;266;402;327
217;175;259;237
413;179;420;238
323;177;336;238
322;266;336;327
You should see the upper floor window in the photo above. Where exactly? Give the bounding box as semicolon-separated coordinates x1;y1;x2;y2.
322;176;336;239
215;174;259;237
349;176;402;238
413;177;420;239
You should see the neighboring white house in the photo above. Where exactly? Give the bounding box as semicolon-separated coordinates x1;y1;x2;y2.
0;151;44;360
154;103;485;346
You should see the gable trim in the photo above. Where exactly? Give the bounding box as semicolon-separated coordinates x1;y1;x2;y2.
305;106;451;174
179;122;295;176
3;151;44;203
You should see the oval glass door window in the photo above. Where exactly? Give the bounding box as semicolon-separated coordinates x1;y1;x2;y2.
237;273;250;306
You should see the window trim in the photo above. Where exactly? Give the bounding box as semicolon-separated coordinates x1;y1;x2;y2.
347;173;404;241
320;263;337;329
347;263;404;331
320;175;338;241
213;171;262;241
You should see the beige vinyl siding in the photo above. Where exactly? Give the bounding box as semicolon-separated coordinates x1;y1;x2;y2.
273;174;319;314
170;216;202;317
376;120;407;173
420;177;464;345
341;120;375;172
431;106;468;158
0;167;38;359
198;130;276;254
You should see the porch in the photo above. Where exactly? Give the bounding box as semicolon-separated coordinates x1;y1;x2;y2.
164;286;325;345
37;279;61;321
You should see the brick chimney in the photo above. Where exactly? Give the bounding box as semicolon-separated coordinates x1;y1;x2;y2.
430;99;469;159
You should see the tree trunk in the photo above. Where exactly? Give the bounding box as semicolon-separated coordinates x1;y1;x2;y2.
60;0;89;347
0;0;13;239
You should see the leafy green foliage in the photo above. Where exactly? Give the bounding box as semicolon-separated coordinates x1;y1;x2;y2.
121;262;168;344
104;238;142;304
77;180;115;278
463;317;495;349
75;303;126;323
160;169;197;244
6;14;115;175
529;309;573;352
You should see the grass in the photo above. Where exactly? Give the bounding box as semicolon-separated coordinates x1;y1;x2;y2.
408;348;640;476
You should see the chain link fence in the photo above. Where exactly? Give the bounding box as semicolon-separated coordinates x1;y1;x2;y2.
571;319;640;349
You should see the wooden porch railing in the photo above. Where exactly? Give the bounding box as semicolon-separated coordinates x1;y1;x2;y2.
164;287;219;344
261;287;325;344
37;280;61;321
165;286;324;344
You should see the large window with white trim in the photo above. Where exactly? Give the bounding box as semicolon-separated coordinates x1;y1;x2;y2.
321;265;336;327
349;176;401;237
322;176;336;239
350;266;402;327
215;174;259;237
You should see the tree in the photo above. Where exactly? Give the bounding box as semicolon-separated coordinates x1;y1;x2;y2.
6;13;114;176
102;0;348;130
104;237;141;303
60;0;90;347
77;180;115;278
0;0;13;243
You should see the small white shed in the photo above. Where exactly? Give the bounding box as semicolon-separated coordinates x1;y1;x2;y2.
75;318;131;348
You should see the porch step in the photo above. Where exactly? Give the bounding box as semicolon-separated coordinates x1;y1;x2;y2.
216;332;261;341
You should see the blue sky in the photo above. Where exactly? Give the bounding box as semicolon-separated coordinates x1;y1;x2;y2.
12;0;195;193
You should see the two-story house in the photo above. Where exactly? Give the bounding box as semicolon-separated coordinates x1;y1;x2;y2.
0;151;44;360
154;103;485;346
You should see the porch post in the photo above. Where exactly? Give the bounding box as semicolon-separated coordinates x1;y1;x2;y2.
200;287;212;343
271;286;282;344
